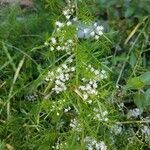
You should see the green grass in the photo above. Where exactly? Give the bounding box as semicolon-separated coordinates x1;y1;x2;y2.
0;0;150;150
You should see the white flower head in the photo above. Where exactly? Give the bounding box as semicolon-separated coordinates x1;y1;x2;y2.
94;35;99;40
83;93;88;100
67;21;72;26
51;37;57;44
90;31;95;37
96;25;104;31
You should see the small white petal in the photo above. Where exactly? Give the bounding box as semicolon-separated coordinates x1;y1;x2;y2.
90;31;95;37
44;42;49;46
96;25;104;31
94;70;99;75
97;30;103;36
56;46;61;51
62;64;68;69
66;15;71;19
51;37;57;44
67;21;72;26
50;46;54;51
94;35;99;40
83;93;88;100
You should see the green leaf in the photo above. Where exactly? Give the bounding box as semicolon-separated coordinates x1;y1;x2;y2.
126;77;144;89
140;71;150;85
129;52;137;68
134;89;150;109
133;92;145;110
125;7;135;18
144;88;150;106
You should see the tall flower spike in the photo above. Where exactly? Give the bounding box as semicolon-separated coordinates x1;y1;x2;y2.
44;1;106;98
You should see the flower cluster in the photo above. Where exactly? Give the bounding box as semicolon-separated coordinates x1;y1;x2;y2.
44;0;106;100
52;139;68;150
84;136;107;150
79;80;98;100
93;108;108;122
140;125;150;143
45;57;75;94
44;1;76;53
64;106;71;112
77;22;104;40
111;124;122;135
127;108;142;118
141;125;150;136
48;99;67;117
63;0;76;21
69;118;81;132
49;36;75;54
87;65;107;80
45;0;104;51
25;93;38;102
77;65;107;101
47;37;75;54
92;23;104;40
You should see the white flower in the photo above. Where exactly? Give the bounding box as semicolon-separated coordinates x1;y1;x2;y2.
79;86;86;91
83;28;90;34
59;73;64;79
50;46;54;51
94;70;99;75
51;37;57;44
68;58;73;63
128;108;142;118
64;106;71;112
111;125;122;135
104;118;108;121
86;84;92;91
103;111;108;116
70;119;77;128
55;21;64;28
90;67;95;72
67;21;72;26
83;93;88;100
94;22;98;27
44;41;49;46
89;81;93;85
100;74;107;79
70;119;81;131
88;99;92;104
101;70;106;74
90;31;95;37
62;64;68;69
57;67;62;73
63;10;68;15
97;30;103;36
96;26;104;31
94;35;99;40
89;89;97;94
84;137;107;150
68;39;73;43
71;67;75;72
56;46;61;51
55;80;62;85
141;125;150;135
94;109;108;121
88;64;92;68
73;17;78;21
65;73;69;80
45;77;50;82
98;141;107;150
66;15;71;19
92;82;98;88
